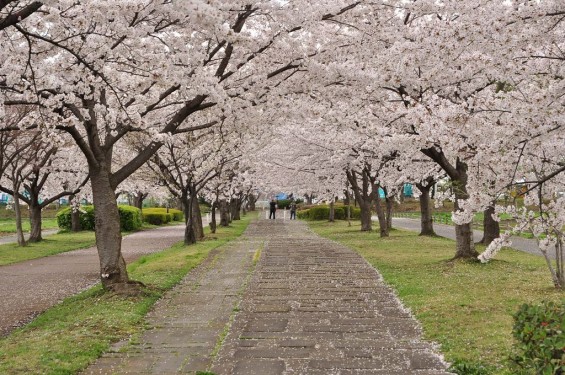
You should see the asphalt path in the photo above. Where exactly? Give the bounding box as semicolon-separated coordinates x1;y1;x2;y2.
0;224;186;336
388;217;543;258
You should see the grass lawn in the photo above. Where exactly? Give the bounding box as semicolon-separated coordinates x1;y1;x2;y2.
0;214;251;375
0;218;59;235
0;220;185;266
307;219;563;375
0;231;97;266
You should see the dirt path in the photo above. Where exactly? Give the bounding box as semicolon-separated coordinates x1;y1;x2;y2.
0;225;185;336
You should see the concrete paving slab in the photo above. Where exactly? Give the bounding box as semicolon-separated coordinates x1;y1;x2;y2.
81;215;452;374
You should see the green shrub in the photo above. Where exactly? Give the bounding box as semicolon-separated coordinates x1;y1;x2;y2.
512;300;565;374
119;205;143;231
142;208;183;224
57;205;142;232
297;205;361;221
56;206;95;230
276;199;291;209
170;209;183;221
143;212;171;225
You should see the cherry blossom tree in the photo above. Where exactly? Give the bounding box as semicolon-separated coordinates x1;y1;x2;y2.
1;1;362;291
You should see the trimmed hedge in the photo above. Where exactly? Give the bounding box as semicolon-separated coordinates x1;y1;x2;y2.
297;205;362;220
57;205;142;231
142;208;183;224
119;205;143;231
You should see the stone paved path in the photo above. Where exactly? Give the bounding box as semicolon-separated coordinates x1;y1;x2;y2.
212;217;451;374
83;220;261;374
84;215;452;374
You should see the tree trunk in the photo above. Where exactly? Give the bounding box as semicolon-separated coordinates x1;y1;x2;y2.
385;196;393;231
358;199;372;231
209;201;217;234
70;194;82;232
421;149;478;259
329;201;335;222
231;198;241;220
479;205;500;246
452;175;478;259
346;169;372;231
248;194;257;211
191;194;204;241
28;202;42;242
90;170;129;289
132;192;145;210
416;182;435;236
182;195;197;245
13;181;26;247
306;194;313;205
345;189;352;227
374;194;389;237
219;199;230;227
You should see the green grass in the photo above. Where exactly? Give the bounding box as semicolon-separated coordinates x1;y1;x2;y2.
0;218;59;235
307;220;563;375
0;221;186;266
0;215;251;375
0;231;97;266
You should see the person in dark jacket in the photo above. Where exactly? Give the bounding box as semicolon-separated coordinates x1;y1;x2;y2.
289;202;297;220
269;199;277;219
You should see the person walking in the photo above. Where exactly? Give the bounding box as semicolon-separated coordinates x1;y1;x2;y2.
289;201;297;220
269;199;277;219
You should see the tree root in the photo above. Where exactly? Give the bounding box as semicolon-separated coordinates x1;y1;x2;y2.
106;280;147;297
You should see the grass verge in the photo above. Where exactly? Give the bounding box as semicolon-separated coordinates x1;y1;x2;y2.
307;219;563;375
0;215;251;375
0;231;96;266
0;221;186;266
0;218;59;235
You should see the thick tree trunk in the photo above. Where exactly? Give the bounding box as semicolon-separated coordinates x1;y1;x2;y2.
329;201;335;222
90;170;129;289
231;198;241;220
191;194;204;241
209;201;217;234
453;179;479;259
359;200;372;231
344;189;352;227
416;182;435;236
305;194;313;205
13;181;26;247
132;192;145;210
248;194;257;211
69;195;82;232
385;196;393;231
374;195;389;237
28;202;42;242
182;194;196;245
346;169;372;232
421;149;478;259
219;199;230;227
479;205;500;246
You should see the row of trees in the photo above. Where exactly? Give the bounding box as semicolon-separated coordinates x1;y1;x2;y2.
243;1;564;287
1;1;564;288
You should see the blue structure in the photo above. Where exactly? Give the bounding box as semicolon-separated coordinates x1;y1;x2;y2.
0;193;9;203
403;184;413;197
377;184;413;198
276;192;288;200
